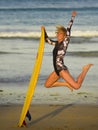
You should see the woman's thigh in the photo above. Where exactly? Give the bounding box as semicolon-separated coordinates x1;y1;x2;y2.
59;70;78;88
45;71;60;87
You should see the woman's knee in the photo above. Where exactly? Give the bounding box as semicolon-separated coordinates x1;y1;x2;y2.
72;83;81;90
44;82;51;88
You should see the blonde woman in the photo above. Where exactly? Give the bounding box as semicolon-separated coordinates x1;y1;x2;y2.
42;11;93;91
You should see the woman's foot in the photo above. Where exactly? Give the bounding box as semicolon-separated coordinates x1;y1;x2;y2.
82;64;93;72
65;82;73;92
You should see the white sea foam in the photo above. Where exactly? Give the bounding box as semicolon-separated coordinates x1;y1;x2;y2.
72;30;98;37
0;30;98;39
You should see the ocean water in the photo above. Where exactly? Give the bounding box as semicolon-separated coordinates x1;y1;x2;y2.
0;0;98;105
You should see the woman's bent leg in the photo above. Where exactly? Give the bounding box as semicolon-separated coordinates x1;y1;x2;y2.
59;64;93;89
44;71;73;91
44;64;93;90
44;71;60;88
77;64;93;85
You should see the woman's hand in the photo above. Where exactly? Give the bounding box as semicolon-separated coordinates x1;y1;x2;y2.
41;26;45;31
72;11;77;17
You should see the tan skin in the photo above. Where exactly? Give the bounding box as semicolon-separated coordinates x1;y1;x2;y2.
42;11;93;91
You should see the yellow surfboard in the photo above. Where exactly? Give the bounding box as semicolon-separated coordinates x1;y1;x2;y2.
18;28;45;127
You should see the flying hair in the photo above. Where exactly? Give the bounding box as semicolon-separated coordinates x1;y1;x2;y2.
56;25;67;35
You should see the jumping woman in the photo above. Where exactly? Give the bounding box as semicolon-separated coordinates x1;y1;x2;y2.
42;11;93;91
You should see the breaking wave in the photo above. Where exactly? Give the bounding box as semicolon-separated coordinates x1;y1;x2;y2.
0;30;98;39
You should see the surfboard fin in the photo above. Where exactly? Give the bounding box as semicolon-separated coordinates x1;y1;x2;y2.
20;111;31;127
21;120;27;127
26;110;31;121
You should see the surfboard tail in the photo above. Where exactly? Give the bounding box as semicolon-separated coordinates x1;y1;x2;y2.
22;120;27;127
18;111;31;127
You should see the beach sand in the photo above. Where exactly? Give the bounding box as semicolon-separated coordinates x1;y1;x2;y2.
0;104;98;130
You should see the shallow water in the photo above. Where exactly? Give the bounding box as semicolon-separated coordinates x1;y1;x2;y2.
0;0;98;105
0;37;98;105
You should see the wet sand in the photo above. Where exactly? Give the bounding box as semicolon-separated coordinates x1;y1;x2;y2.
0;104;98;130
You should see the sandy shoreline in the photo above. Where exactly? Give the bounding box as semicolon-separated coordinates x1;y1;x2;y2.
0;104;98;130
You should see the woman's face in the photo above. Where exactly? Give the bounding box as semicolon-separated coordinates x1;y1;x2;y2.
56;31;66;43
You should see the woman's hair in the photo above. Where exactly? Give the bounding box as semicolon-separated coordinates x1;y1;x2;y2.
56;25;67;35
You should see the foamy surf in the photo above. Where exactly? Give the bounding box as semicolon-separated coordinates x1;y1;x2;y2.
0;30;98;39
